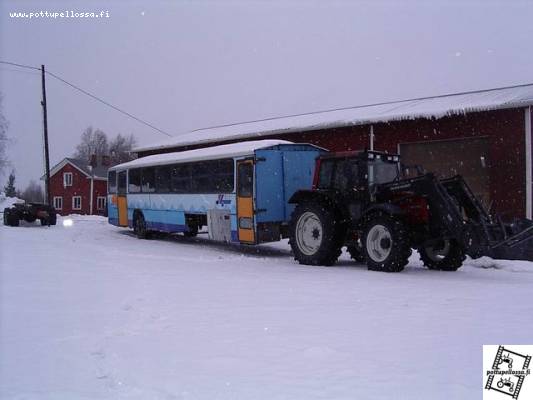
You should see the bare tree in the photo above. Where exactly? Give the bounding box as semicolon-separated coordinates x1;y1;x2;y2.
109;133;137;165
20;180;44;203
0;93;9;176
73;126;109;162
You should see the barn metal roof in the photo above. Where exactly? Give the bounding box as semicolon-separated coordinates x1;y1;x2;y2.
135;82;533;153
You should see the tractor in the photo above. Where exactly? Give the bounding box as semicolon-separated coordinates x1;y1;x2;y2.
288;150;533;272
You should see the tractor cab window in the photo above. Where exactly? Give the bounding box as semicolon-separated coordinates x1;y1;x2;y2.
368;158;399;186
333;159;362;190
318;158;364;190
317;160;335;189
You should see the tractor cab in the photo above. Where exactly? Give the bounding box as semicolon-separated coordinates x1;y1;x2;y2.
313;150;401;194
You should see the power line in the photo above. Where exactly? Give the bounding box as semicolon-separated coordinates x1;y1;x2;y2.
0;60;40;71
45;70;173;137
0;60;173;137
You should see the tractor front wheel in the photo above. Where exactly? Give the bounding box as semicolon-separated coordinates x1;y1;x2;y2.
289;202;344;266
419;239;465;271
363;214;411;272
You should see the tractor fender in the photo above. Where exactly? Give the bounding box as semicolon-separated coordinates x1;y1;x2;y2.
363;203;405;220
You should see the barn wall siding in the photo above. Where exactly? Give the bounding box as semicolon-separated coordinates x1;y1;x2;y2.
137;108;527;219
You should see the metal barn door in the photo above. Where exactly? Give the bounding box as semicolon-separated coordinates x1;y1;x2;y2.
236;159;255;243
400;137;490;207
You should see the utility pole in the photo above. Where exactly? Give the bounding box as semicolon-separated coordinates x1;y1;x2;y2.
41;64;51;205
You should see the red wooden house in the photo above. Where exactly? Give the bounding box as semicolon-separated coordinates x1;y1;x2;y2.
46;157;109;216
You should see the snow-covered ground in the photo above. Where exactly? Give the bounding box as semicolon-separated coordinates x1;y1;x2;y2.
1;215;532;400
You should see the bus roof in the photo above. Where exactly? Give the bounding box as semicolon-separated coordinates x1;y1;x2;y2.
109;139;296;171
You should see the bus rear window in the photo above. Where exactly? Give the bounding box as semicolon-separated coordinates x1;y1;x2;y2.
108;171;117;193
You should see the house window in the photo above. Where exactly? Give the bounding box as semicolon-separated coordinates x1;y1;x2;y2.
63;172;73;187
97;196;106;210
53;196;63;210
72;196;82;210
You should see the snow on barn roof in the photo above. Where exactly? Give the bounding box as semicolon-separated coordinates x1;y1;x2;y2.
135;82;533;153
111;139;293;170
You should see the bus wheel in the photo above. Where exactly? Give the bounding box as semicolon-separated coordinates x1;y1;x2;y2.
183;224;198;237
134;212;150;239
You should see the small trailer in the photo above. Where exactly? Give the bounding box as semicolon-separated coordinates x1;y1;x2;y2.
3;202;57;227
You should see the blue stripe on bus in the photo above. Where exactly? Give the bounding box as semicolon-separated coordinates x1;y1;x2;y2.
109;217;119;226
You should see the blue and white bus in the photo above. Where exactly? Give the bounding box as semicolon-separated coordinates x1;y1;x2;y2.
107;140;325;244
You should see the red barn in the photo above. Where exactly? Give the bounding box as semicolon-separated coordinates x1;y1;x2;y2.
46;157;109;216
135;83;533;221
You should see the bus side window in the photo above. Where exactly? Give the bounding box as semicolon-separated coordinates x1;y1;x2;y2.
155;166;171;193
192;162;210;193
141;167;156;193
128;169;141;193
215;159;234;192
117;171;127;195
108;171;117;194
171;164;191;193
238;162;253;197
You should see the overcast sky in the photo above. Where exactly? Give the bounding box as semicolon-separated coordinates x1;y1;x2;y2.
1;0;533;188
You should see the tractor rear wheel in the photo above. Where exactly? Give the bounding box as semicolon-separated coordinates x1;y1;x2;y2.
289;201;344;266
363;213;411;272
419;239;465;271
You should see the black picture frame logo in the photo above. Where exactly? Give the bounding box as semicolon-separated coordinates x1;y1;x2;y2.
485;346;531;399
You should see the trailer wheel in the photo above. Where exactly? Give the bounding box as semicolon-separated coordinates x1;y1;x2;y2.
3;208;10;226
49;213;57;226
289;201;343;266
133;212;150;239
363;213;411;272
419;239;465;271
4;208;19;227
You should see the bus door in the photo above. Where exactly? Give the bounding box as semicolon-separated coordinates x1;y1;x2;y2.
117;170;128;227
237;159;255;243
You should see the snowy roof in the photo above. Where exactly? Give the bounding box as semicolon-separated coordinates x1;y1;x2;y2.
43;158;108;180
135;83;533;153
111;139;293;170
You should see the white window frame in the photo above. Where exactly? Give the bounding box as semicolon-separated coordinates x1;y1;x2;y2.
53;196;63;210
63;172;73;187
97;196;106;210
72;196;82;210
